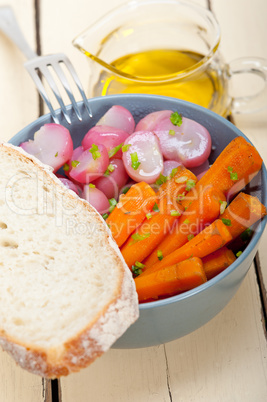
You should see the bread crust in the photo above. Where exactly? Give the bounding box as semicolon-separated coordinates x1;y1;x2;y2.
0;143;139;378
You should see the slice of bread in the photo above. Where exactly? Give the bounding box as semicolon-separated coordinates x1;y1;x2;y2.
0;143;139;378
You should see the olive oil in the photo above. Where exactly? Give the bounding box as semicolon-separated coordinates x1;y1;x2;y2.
93;49;228;115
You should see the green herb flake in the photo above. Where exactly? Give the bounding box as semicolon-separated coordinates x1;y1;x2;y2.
170;167;178;178
89;183;95;188
240;227;252;242
177;193;185;201
135;261;145;269
219;200;227;215
222;218;232;226
236;251;243;257
131;232;150;244
185;179;196;192
55;152;58;157
152;203;160;212
170;210;181;217
227;166;233;172
108;143;123;158
71;160;80;168
230;172;238;181
63;163;70;172
122;144;131;152
169;129;176;136
187;234;194;241
170;111;183;126
157;250;163;261
131;265;143;278
108;198;117;213
183;219;190;225
121;186;130;195
130;152;141;170
89;143;101;160
102;213;109;220
146;212;152;220
156;174;168;186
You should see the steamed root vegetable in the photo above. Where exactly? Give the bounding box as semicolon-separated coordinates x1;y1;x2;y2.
69;144;109;184
202;247;236;280
135;257;207;302
106;181;157;247
82;125;129;159
144;185;226;269
143;219;233;275
182;136;263;209
122;131;164;184
135;110;173;131
20;123;73;172
93;158;128;199
58;178;82;196
96;105;135;134
153;112;211;168
82;185;110;214
121;197;183;268
219;192;267;238
162;160;182;177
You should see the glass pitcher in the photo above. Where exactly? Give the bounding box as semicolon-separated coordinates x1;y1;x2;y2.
73;0;267;117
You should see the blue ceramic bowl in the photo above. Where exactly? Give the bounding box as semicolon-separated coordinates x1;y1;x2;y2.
9;94;267;349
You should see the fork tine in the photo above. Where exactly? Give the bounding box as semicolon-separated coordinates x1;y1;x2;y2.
25;62;60;124
51;61;83;121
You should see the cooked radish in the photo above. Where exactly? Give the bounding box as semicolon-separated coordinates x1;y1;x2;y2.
122;131;163;183
96;105;135;134
69;144;109;184
154;113;212;168
135;110;173;131
82;185;110;214
58;177;82;196
94;158;129;199
20;123;73;172
163;160;182;177
82;125;129;159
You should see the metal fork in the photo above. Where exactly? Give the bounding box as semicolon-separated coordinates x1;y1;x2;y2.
0;6;91;124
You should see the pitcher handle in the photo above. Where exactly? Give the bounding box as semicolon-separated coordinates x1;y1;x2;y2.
227;57;267;114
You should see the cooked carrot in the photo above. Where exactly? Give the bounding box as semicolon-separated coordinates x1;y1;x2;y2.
106;181;157;247
142;219;233;276
202;247;236;280
121;197;183;268
144;185;226;269
182;136;263;209
157;165;197;206
219;192;267;238
135;257;207;302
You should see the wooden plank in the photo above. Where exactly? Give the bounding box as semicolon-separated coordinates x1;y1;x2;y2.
0;1;49;401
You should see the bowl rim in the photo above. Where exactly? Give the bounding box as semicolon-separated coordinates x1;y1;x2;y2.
9;93;267;311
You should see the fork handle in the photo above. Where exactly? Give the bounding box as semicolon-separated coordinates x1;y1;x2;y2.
0;6;37;60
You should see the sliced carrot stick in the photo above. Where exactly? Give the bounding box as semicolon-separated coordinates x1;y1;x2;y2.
120;197;183;268
135;257;207;302
144;185;226;269
219;192;267;238
202;247;236;280
182;136;263;209
142;219;233;276
106;181;157;247
157;165;197;206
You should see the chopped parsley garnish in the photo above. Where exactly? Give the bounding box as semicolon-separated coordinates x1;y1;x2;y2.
170;167;178;178
157;250;163;261
146;212;152;220
104;163;115;175
55;152;58;157
170;210;181;217
131;232;150;244
236;251;243;257
152;203;160;212
108;198;117;213
219;200;227;214
122;144;131;152
187;234;194;241
63;163;70;172
230;172;238;181
170;111;183;126
227;166;233;172
71;160;80;168
131;262;145;277
89;144;101;160
185;179;196;192
169;129;175;136
175;175;187;184
121;186;130;195
156;174;168;186
89;183;95;188
222;218;232;226
108;143;123;158
102;213;109;220
183;219;190;225
130;152;141;170
240;227;252;241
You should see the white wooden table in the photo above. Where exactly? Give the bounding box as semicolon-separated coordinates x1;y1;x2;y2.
0;0;266;401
